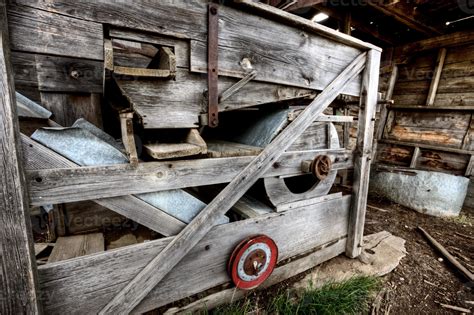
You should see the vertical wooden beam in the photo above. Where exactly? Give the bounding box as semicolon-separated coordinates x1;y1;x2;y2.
100;52;368;314
426;48;447;106
346;49;381;258
0;1;42;313
410;146;420;168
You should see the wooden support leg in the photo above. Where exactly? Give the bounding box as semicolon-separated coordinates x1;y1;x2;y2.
0;2;42;313
100;52;368;314
346;49;381;258
120;112;138;165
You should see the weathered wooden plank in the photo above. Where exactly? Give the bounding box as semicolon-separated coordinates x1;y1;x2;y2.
207;140;263;158
99;52;367;314
36;54;103;93
231;194;273;218
190;5;362;96
116;69;315;129
409;146;420;168
379;139;473;155
7;4;103;60
26;149;352;205
164;237;346;314
396;31;474;59
384;110;471;149
0;2;42;312
346;49;380;258
276;192;342;212
417;149;469;176
13;0;209;40
40;92;103;128
393;92;474;107
376;143;413;166
21;135;186;236
235;0;380;51
38;196;351;314
48;233;104;263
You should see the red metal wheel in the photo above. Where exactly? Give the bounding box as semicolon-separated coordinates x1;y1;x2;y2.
227;235;278;290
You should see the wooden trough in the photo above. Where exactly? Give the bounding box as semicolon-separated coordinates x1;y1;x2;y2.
0;0;381;313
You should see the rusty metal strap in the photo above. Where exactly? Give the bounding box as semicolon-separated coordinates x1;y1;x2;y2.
208;3;219;127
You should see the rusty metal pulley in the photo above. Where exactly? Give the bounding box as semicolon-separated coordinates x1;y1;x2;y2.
311;155;332;181
227;235;278;290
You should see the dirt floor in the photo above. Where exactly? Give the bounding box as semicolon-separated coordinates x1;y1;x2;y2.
364;196;473;314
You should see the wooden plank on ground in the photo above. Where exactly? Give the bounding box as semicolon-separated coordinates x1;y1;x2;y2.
26;148;352;205
7;4;103;60
346;49;381;258
48;233;104;263
37;195;350;314
21;135;186;236
0;2;42;312
99;52;367;314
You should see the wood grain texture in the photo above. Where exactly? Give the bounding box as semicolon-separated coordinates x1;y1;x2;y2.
190;5;362;96
0;3;42;312
99;52;366;314
165;238;346;314
36;54;103;93
27;149;352;206
346;49;380;258
116;69;315;129
38;196;351;314
426;48;447;106
21;135;186;236
40;92;103;128
48;233;104;263
7;4;103;60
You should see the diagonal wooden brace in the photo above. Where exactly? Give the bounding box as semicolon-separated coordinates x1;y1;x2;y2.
100;51;368;314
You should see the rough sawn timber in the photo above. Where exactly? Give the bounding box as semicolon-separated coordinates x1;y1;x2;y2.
38;196;351;314
21;135;186;236
99;52;367;314
0;2;42;312
346;49;381;258
26;148;352;205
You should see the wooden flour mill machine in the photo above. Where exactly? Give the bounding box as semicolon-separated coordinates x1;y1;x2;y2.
4;0;381;313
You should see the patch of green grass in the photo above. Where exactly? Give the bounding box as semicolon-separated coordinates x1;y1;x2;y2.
211;276;381;315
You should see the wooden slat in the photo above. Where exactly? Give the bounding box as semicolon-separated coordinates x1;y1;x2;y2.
165;238;346;314
26;148;352;205
0;2;42;312
276;192;342;212
346;49;381;258
48;233;104;263
116;69;315;129
26;149;352;206
38;196;350;314
7;4;103;60
206;140;263;158
36;54;103;93
190;4;362;96
21;135;186;236
379;139;473;155
426;48;447;106
409;147;420;168
388;105;474;111
99;52;367;314
235;0;380;51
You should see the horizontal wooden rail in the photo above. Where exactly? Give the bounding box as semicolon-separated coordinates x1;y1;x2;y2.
379;139;473;155
27;149;353;206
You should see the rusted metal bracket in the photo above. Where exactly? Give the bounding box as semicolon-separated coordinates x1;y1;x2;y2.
208;3;219;127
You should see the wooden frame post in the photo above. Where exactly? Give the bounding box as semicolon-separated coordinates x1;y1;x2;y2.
0;1;42;313
100;52;368;314
346;49;381;258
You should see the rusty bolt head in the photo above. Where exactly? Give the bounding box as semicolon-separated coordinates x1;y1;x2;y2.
210;6;217;15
